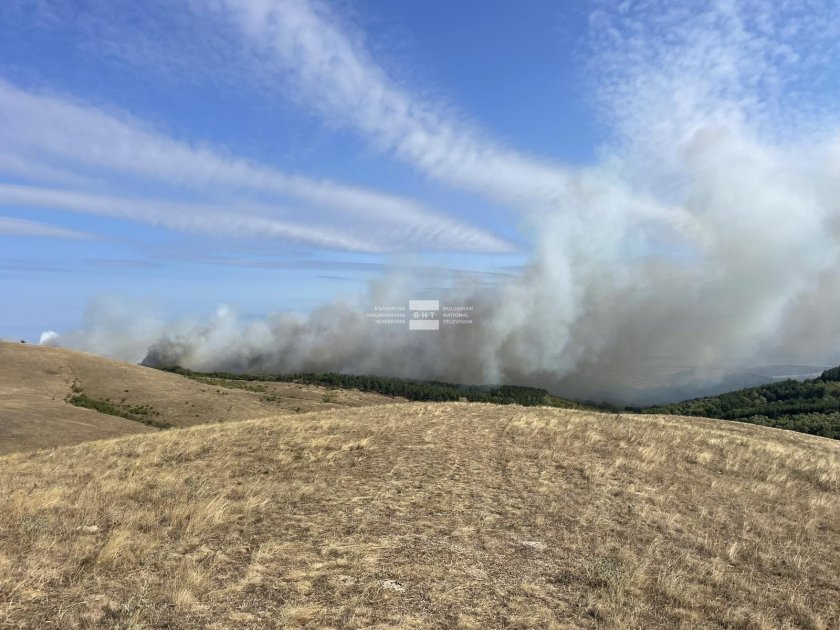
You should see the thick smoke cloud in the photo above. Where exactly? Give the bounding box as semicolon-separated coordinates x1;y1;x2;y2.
46;1;840;403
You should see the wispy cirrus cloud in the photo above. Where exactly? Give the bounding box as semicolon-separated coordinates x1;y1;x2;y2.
181;0;572;212
0;78;513;253
189;0;703;242
0;183;383;252
0;215;95;240
587;0;840;195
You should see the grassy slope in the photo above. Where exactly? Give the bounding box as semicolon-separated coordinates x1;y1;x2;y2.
1;403;838;629
0;342;155;453
0;342;400;454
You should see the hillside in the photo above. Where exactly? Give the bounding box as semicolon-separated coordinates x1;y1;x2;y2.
157;366;593;409
1;403;838;629
640;365;840;439
0;342;400;454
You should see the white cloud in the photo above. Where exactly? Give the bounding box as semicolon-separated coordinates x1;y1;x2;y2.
587;0;840;191
0;78;513;253
0;183;385;252
194;0;574;212
0;215;95;240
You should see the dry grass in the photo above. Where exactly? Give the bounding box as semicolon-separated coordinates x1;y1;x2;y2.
0;342;400;454
1;403;838;628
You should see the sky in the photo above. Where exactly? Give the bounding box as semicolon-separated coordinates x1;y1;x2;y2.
1;1;839;401
0;0;594;339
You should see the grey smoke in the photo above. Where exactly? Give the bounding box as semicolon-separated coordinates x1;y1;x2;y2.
45;1;840;404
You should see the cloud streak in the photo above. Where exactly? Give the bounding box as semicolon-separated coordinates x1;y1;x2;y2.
0;78;512;253
196;0;573;212
0;216;95;240
0;183;391;252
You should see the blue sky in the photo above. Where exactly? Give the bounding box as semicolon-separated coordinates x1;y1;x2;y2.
0;0;604;340
1;0;839;393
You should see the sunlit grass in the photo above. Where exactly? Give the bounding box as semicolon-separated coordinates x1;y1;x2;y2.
1;403;838;628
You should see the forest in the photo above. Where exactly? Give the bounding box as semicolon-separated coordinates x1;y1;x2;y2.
636;366;840;439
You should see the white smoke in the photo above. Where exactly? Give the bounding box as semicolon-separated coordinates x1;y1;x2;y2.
43;0;840;403
38;330;60;345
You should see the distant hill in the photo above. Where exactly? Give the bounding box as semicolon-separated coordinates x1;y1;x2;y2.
0;342;399;454
638;364;840;439
158;366;594;410
161;366;840;439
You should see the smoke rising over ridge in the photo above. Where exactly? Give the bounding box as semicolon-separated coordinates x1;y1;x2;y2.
45;1;840;403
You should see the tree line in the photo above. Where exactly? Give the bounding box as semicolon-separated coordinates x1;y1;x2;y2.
635;365;840;439
157;363;840;439
159;366;590;409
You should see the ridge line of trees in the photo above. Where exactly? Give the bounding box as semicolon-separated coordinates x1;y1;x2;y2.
635;365;840;439
154;363;840;439
157;366;593;409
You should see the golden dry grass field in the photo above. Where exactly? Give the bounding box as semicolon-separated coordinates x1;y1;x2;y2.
1;388;838;627
0;341;400;454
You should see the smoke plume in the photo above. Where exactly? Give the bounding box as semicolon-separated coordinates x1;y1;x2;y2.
45;1;840;403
